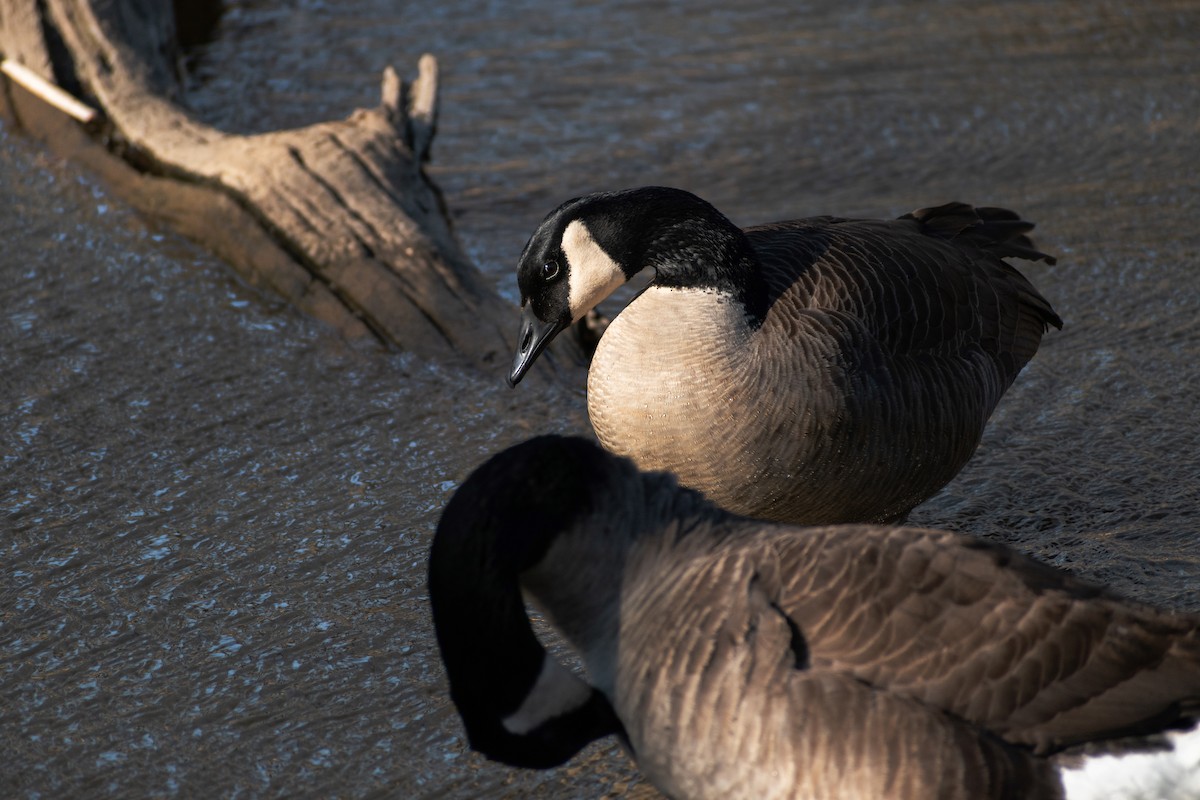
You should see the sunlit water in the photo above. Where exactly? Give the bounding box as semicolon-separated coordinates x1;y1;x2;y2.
3;0;1199;797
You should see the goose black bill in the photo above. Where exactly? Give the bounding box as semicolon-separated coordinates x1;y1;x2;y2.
508;305;568;387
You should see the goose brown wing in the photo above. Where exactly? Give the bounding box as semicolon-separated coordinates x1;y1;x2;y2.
745;204;1061;376
767;526;1200;755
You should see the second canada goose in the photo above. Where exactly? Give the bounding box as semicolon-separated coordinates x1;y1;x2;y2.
508;187;1061;524
430;436;1200;800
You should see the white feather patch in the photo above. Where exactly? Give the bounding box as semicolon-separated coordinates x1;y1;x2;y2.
1061;724;1200;800
501;655;594;736
564;219;626;322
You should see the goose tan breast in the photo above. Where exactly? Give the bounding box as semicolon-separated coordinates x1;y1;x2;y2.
587;286;845;521
586;285;994;524
590;289;732;471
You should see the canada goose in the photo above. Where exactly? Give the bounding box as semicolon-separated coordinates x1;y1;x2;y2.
508;187;1062;524
429;436;1200;800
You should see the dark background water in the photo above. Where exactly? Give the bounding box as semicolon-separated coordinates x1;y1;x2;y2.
3;0;1199;797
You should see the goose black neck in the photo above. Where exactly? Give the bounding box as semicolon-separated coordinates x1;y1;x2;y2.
428;437;628;766
429;494;622;767
429;544;620;767
585;187;770;322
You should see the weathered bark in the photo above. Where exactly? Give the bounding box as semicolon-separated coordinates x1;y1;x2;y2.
0;0;590;379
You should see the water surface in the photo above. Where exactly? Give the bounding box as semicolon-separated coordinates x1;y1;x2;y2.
3;0;1199;797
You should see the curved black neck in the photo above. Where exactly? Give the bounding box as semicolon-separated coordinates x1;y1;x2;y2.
429;509;623;767
428;436;629;768
583;187;770;322
427;435;732;769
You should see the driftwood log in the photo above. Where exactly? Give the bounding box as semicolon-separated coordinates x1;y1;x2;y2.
0;0;591;379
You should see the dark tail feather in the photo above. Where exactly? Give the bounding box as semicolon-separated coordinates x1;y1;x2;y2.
902;202;1058;266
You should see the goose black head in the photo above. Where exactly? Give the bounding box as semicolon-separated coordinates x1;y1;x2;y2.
508;187;762;385
509;193;633;386
428;436;627;767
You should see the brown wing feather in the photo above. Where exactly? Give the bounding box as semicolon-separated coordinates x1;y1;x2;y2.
767;526;1200;755
746;205;1060;367
727;208;1060;523
615;526;1066;799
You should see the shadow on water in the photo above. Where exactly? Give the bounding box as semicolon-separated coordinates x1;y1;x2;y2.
3;0;1199;797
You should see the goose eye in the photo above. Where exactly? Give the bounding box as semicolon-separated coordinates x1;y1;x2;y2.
541;261;560;281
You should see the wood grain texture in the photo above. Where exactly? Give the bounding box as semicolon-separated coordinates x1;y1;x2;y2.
0;0;525;368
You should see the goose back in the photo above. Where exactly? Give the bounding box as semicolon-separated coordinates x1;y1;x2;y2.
601;525;1198;799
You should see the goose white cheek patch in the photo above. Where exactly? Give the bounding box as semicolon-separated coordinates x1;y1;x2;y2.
563;219;626;322
502;654;594;736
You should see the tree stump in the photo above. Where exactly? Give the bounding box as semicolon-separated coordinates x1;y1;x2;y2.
0;0;591;380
